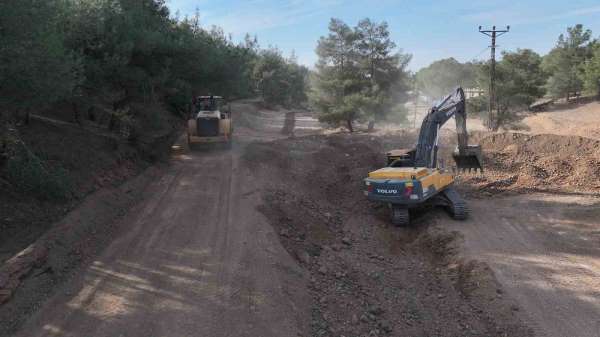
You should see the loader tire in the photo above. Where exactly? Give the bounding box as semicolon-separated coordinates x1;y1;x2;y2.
391;206;410;226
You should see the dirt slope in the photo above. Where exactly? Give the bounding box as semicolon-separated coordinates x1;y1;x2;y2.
462;132;600;195
520;101;600;140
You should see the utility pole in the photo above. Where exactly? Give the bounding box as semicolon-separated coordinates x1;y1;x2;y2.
479;25;509;130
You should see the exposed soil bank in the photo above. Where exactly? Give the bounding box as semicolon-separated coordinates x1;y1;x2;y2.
464;132;600;195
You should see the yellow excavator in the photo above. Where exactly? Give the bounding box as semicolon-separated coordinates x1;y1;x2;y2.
364;87;483;226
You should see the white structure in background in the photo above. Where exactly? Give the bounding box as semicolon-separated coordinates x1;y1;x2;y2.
464;87;484;99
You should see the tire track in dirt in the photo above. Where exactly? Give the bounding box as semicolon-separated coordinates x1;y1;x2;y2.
8;104;311;337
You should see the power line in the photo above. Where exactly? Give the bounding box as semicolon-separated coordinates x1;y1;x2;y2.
479;25;509;130
471;46;490;61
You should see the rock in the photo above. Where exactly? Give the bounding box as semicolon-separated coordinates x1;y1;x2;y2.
298;251;311;265
280;228;290;237
341;237;351;246
368;305;384;316
351;314;359;325
379;320;393;333
360;314;369;323
318;266;328;275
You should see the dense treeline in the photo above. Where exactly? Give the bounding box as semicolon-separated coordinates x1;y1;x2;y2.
416;24;600;129
0;0;308;199
0;0;308;127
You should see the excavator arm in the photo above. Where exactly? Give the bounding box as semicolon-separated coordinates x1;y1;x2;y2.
391;87;483;171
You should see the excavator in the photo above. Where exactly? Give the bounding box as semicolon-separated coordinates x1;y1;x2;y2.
364;87;483;226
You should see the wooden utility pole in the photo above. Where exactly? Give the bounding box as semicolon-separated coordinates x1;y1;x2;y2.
479;25;509;130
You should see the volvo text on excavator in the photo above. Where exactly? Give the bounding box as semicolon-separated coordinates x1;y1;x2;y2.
364;87;483;226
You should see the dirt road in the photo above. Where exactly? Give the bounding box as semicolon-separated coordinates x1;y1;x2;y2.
13;104;311;337
9;100;600;337
444;193;600;337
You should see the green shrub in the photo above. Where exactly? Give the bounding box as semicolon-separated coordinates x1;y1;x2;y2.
6;142;72;200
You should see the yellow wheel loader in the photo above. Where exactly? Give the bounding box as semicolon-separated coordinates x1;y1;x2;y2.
364;88;483;226
187;95;232;148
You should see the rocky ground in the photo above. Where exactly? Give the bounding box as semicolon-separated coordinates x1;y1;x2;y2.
244;134;533;337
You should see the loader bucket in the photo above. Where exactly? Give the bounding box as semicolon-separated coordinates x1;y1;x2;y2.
452;145;484;172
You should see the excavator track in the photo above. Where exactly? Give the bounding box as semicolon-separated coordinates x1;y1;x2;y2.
391;206;410;226
442;187;469;220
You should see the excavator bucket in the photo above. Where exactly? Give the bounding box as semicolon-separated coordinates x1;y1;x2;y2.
452;145;484;172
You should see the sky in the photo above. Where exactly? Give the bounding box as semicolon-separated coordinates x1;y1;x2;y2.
166;0;600;71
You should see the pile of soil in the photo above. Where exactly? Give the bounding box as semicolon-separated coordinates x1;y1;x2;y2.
463;132;600;195
243;133;532;337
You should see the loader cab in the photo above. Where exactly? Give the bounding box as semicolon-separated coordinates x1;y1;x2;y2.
187;95;232;143
196;96;224;119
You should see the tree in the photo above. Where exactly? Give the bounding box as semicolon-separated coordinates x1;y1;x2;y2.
476;49;546;127
542;24;593;99
355;18;411;130
582;42;600;98
415;58;477;100
0;0;82;121
311;18;410;132
252;48;308;106
311;19;363;132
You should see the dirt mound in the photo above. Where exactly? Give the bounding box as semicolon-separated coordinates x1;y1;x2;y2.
463;133;600;195
243;133;532;337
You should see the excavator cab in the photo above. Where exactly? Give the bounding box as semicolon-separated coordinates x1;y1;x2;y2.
453;145;483;172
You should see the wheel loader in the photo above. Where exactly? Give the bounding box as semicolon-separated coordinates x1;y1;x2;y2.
364;87;483;226
187;95;232;147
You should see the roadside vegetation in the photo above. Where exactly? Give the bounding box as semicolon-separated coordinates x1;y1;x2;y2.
0;0;308;201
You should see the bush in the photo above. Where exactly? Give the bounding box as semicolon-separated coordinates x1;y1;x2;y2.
6;142;72;200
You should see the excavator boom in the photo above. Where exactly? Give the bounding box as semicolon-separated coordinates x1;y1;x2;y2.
415;87;483;172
